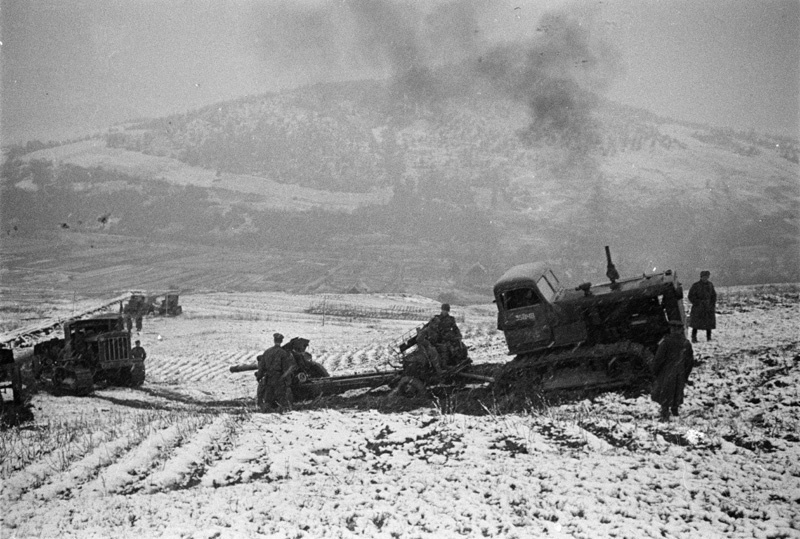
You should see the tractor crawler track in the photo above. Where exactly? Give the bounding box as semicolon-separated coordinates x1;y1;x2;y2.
496;340;655;396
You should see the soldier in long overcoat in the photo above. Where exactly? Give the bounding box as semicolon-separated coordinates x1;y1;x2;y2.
688;270;717;342
256;333;296;412
651;320;695;421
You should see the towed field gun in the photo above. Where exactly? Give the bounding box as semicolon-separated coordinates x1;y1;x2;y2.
230;327;495;403
492;247;686;397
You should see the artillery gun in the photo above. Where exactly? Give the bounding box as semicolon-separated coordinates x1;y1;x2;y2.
230;328;494;403
492;247;685;398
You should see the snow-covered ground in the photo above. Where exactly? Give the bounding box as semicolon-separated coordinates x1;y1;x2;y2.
2;287;798;538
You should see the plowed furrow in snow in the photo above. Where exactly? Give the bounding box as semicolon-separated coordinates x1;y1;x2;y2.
1;429;116;501
80;417;209;496
142;415;233;493
1;415;172;501
17;422;169;501
201;416;271;488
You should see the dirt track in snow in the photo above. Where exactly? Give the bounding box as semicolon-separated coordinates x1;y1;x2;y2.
2;287;799;538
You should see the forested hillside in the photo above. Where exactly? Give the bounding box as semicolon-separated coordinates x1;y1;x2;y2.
2;78;798;293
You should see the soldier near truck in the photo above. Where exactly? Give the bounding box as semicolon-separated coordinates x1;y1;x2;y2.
256;333;297;412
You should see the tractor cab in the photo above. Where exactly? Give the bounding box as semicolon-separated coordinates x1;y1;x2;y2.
493;264;562;353
62;315;130;366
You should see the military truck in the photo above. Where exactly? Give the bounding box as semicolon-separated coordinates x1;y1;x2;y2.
34;315;145;395
492;247;685;397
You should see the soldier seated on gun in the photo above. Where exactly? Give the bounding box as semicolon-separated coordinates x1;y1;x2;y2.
430;303;464;367
416;322;443;374
289;338;312;375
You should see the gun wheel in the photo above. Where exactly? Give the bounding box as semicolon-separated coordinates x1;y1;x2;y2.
392;376;426;398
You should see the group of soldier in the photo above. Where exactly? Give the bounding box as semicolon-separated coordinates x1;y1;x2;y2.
255;333;316;412
651;270;717;422
255;303;465;413
254;271;717;423
415;303;465;373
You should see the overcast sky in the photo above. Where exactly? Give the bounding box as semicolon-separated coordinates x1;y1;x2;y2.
1;0;798;145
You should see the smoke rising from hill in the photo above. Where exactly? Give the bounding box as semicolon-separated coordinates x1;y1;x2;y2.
250;2;620;161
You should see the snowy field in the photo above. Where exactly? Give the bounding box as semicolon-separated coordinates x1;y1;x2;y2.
1;286;799;538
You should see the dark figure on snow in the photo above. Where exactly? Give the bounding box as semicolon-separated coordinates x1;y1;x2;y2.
288;338;328;379
651;320;694;421
255;332;296;412
416;322;442;373
131;340;147;360
688;270;717;342
429;303;466;368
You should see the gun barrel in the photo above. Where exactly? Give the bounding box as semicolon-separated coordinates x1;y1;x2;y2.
229;363;258;373
605;245;613;266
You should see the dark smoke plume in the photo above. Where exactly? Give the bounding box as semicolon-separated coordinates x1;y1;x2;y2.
475;9;616;156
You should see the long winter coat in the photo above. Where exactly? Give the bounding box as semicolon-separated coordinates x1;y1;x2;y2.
651;332;694;409
256;345;296;410
688;280;717;330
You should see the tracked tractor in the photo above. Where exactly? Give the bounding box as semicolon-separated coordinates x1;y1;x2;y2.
492;247;685;398
34;315;145;395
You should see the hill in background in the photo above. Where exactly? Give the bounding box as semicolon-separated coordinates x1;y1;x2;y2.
2;77;798;300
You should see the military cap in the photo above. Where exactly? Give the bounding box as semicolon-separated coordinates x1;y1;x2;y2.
441;303;451;312
273;332;284;342
700;270;711;277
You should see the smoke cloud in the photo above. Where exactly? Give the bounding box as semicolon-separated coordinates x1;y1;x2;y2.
248;2;619;151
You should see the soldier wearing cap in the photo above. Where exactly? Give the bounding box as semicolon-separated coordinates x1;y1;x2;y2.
131;340;147;360
428;303;465;368
256;332;297;412
651;320;694;421
688;270;717;342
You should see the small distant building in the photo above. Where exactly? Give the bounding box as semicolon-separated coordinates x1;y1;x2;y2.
462;263;488;289
346;280;369;294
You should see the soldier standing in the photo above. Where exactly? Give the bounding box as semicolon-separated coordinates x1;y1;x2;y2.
131;340;147;360
255;333;297;412
688;270;717;342
651;320;695;421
